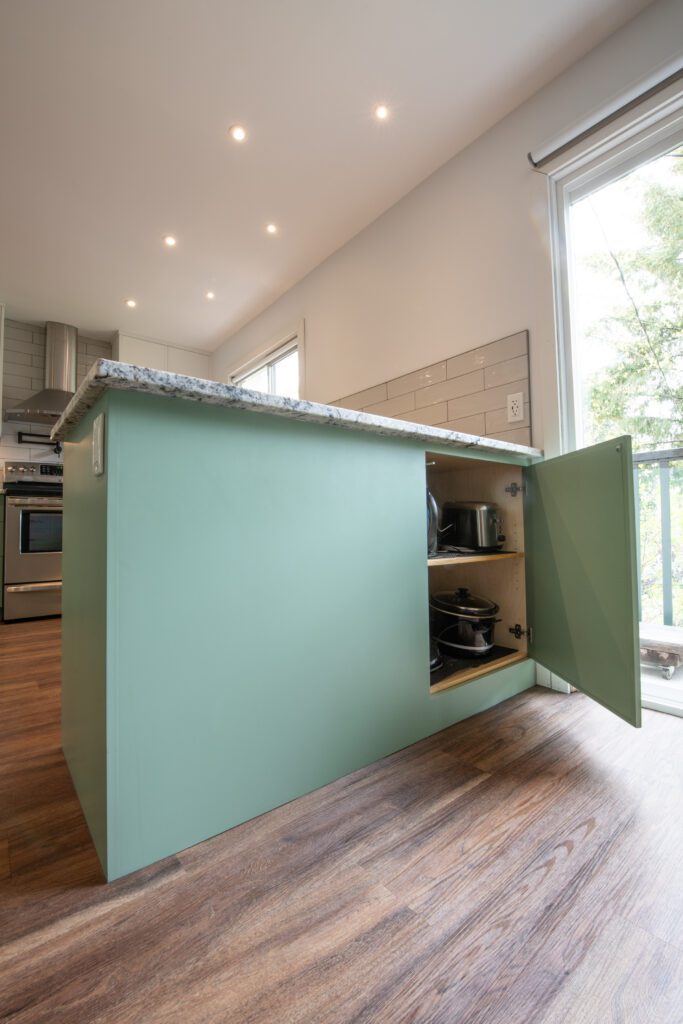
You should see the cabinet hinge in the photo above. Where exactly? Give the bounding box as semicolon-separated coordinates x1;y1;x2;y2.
509;623;532;643
505;482;526;497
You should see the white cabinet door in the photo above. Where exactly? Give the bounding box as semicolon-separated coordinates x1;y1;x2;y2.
167;347;209;378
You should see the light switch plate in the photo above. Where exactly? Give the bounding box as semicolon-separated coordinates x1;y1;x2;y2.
507;392;524;423
92;413;105;476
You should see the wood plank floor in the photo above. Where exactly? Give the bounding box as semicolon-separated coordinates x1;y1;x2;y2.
1;619;682;1023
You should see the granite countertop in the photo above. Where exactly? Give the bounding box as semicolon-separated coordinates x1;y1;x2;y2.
51;360;543;459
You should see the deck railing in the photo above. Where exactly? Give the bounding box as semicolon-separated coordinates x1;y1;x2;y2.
633;447;682;625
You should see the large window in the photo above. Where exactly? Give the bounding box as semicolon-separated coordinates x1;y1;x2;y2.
551;101;683;714
233;339;300;400
565;143;682;452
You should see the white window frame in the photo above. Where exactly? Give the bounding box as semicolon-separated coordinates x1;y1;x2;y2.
229;321;305;399
548;85;683;452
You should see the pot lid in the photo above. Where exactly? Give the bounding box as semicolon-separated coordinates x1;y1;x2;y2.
431;587;499;617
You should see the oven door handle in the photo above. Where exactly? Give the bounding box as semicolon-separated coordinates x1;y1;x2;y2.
5;581;63;594
8;498;63;509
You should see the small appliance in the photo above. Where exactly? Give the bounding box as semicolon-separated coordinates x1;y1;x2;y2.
440;501;503;551
430;587;501;657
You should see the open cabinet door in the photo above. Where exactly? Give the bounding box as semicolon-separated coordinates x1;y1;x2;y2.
524;436;640;727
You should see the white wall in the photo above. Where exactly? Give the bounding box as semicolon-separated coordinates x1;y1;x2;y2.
210;0;683;456
115;333;211;378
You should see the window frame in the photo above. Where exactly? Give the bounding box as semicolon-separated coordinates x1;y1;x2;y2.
548;88;683;452
229;322;305;400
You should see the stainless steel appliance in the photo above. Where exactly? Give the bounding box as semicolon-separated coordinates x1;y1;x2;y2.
427;490;439;556
6;322;77;424
3;461;63;620
430;588;501;657
441;501;503;551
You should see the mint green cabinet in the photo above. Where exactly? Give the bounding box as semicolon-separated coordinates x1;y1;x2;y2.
61;390;640;883
524;436;640;726
62;391;536;881
429;436;640;727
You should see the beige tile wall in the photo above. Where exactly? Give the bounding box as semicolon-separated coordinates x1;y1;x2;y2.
1;319;113;465
331;330;531;446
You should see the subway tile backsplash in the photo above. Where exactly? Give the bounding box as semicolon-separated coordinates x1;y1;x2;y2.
332;330;531;446
1;318;113;465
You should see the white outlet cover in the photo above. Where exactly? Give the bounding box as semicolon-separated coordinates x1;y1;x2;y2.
507;392;524;423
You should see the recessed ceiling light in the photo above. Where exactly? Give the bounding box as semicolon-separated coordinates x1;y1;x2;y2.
374;104;389;121
266;223;278;235
125;299;137;308
229;124;247;142
163;235;177;247
206;291;215;300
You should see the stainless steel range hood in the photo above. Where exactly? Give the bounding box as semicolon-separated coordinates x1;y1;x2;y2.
7;322;78;424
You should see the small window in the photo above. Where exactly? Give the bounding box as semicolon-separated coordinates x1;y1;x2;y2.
233;341;300;399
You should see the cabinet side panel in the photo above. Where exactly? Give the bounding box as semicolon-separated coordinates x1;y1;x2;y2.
61;397;109;875
106;391;534;879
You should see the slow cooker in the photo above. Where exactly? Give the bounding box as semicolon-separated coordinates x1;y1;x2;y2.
430;587;500;657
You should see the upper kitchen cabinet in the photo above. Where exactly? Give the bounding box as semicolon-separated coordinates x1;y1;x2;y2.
113;332;211;378
427;436;640;726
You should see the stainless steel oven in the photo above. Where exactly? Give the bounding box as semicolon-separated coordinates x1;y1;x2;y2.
3;462;63;621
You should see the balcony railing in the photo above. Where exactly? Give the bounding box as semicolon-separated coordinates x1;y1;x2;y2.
633;447;682;626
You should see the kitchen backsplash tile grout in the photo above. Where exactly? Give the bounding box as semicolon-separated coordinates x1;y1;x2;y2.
332;330;531;447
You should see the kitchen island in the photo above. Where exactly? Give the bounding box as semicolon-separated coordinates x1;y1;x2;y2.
53;361;544;881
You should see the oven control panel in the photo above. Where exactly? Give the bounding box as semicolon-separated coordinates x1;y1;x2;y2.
3;460;63;484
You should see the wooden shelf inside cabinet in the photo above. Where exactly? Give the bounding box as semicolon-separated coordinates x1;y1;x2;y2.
430;650;528;694
427;551;523;568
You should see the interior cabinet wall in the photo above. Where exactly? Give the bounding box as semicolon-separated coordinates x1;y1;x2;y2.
427;459;528;656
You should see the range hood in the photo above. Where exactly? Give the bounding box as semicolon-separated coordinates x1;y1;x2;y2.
7;322;78;424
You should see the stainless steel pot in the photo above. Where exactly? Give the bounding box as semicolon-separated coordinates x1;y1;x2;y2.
427;490;439;556
430;587;500;657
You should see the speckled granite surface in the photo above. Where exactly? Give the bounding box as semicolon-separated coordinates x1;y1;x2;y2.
51;360;543;458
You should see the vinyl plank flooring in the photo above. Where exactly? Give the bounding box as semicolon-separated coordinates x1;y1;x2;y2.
0;839;9;881
536;916;683;1024
1;619;682;1024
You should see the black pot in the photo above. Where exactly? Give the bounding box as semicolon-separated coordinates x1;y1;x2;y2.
430;587;500;657
429;637;443;673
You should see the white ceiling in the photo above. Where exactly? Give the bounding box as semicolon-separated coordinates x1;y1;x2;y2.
0;0;651;351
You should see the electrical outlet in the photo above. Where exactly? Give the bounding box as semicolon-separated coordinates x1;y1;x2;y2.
507;392;524;423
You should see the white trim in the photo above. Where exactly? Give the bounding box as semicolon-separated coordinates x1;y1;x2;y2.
548;91;683;452
530;58;683;167
227;320;306;399
541;76;683;179
641;696;683;719
233;336;298;382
